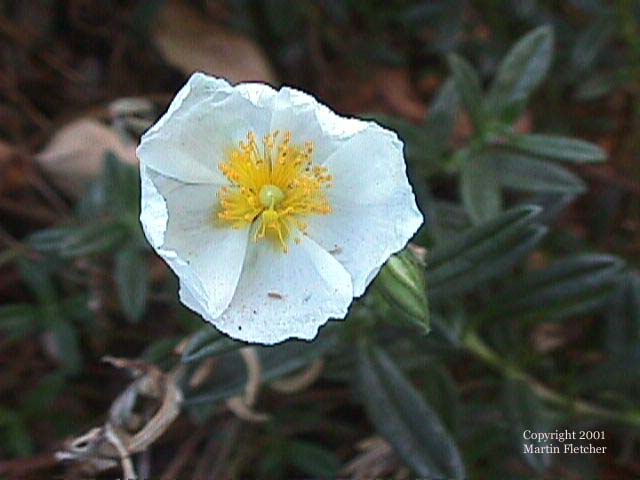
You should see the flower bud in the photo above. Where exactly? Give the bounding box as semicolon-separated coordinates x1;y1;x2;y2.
375;246;429;332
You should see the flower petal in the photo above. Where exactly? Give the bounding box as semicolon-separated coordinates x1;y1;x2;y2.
306;124;423;296
137;73;277;184
268;87;367;162
212;235;353;344
140;166;250;318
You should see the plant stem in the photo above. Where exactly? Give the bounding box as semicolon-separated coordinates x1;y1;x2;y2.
462;330;640;427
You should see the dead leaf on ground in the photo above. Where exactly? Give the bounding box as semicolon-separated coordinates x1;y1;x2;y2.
35;119;137;198
375;68;427;123
153;0;277;85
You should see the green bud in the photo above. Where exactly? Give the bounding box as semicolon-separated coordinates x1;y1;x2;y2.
374;246;430;333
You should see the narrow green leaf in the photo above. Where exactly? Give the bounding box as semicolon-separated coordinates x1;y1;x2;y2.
357;343;465;479
428;205;539;270
570;17;614;73
114;246;149;322
421;362;460;433
574;71;619;100
48;319;82;376
505;133;607;163
425;78;459;147
447;53;486;130
459;154;502;224
504;379;553;472
29;222;129;258
370;114;434;168
286;441;340;478
102;152;140;216
17;259;57;305
184;330;337;406
576;346;640;399
0;408;34;457
181;329;246;364
486;26;554;121
0;304;39;341
486;254;624;323
605;271;640;353
26;226;77;253
494;152;586;194
429;225;547;301
427;206;543;298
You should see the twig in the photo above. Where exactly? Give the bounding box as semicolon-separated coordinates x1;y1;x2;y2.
0;197;59;223
0;453;58;478
158;425;207;480
463;330;640;427
270;359;324;393
105;423;137;480
208;419;242;479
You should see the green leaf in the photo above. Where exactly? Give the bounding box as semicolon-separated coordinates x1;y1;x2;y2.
486;26;554;121
26;226;77;253
427;206;544;298
459;154;502;224
28;221;129;258
357;343;465;479
0;408;34;457
421;362;460;433
184;330;337;406
424;78;459;149
493;152;586;194
370;115;433;169
485;254;625;323
17;259;57;305
0;304;39;342
22;372;66;418
114;246;149;322
286;441;341;478
181;329;246;364
605;271;640;354
49;319;82;376
447;53;486;130
570;17;614;73
504;133;607;163
574;71;619;100
102;152;140;216
504;379;553;472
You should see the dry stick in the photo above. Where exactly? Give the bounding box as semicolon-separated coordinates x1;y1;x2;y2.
26;164;71;217
105;423;137;480
0;15;84;83
158;426;208;480
225;347;269;422
208;419;243;480
0;197;59;223
192;433;221;480
0;453;59;478
270;359;324;393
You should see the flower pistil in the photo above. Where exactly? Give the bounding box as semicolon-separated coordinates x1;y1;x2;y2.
217;131;332;251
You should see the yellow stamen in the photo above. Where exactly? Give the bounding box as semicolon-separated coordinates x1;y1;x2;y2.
217;131;332;251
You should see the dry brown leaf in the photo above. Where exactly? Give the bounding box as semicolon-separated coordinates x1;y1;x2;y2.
35;119;137;198
375;68;427;122
153;0;276;85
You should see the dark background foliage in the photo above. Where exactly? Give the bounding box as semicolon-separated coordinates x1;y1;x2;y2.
0;0;639;478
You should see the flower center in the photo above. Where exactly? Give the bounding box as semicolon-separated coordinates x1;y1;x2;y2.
258;184;285;208
217;131;332;252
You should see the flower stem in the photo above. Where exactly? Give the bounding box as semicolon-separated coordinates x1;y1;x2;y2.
462;330;640;427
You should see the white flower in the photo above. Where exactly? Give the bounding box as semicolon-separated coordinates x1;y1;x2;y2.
137;73;423;344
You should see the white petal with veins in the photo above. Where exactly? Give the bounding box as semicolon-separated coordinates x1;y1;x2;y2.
306;124;423;296
213;235;353;344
